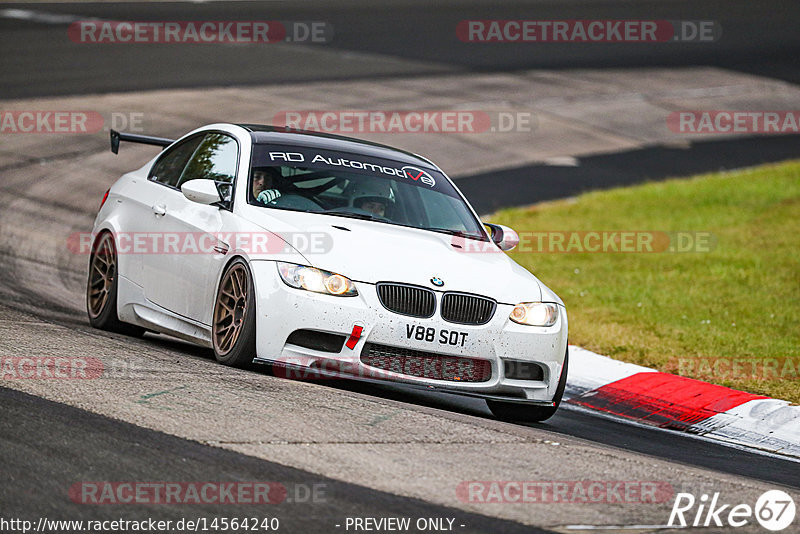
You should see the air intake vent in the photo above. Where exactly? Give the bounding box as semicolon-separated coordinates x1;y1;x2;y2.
441;292;496;325
360;343;492;382
376;283;436;318
503;360;545;381
285;329;346;353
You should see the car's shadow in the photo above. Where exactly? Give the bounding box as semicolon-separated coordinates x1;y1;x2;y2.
128;331;800;488
137;330;533;427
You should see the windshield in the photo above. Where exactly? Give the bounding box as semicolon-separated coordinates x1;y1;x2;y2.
247;144;488;240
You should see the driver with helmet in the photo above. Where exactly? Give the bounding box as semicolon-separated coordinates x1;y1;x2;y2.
251;166;283;204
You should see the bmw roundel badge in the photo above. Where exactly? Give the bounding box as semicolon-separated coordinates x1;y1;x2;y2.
430;277;444;287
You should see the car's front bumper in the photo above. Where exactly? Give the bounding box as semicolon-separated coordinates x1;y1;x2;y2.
250;260;568;403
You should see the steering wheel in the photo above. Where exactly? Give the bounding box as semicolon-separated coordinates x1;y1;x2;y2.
287;176;347;209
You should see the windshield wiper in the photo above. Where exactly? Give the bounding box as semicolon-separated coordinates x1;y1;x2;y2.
323;211;385;222
422;227;483;239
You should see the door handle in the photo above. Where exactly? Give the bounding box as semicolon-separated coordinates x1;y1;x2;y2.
151;204;166;217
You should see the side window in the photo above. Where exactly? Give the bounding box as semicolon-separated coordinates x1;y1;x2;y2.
148;135;204;187
178;133;238;187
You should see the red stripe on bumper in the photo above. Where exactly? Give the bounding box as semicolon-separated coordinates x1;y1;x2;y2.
568;372;767;430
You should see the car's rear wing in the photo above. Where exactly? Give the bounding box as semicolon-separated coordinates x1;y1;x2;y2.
110;129;175;154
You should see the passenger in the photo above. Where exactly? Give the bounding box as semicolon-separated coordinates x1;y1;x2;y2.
350;182;395;218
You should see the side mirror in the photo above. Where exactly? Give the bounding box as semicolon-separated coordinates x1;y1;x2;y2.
181;179;222;205
485;223;520;251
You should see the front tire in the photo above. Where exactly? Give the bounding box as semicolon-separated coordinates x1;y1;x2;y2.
212;259;257;367
86;231;145;337
487;347;569;423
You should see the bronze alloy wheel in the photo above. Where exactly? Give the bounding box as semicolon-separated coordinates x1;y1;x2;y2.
87;232;116;319
86;232;144;337
213;262;251;357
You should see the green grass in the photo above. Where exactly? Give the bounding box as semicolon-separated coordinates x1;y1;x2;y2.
488;160;800;403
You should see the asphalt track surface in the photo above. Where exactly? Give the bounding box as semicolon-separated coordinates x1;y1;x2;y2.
0;386;547;533
2;0;800;98
460;132;800;213
2;1;800;532
2;377;799;530
322;380;800;490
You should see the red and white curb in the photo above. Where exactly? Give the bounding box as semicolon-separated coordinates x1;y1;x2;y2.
565;345;800;459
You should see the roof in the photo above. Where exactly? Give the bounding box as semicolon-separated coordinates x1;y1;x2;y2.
237;124;437;168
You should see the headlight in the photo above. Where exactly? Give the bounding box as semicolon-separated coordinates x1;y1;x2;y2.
276;262;358;297
509;302;559;326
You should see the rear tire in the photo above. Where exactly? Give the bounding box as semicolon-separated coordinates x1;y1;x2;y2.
487;347;569;423
86;231;145;337
212;259;257;367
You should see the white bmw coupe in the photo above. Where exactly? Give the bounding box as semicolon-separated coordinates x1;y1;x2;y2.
87;123;568;421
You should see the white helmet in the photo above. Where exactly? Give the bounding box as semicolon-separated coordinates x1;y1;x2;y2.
349;180;395;208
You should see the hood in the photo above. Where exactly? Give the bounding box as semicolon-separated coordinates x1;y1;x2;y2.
240;207;544;304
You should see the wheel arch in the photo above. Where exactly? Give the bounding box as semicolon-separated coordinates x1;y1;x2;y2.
211;255;259;366
212;254;254;300
89;220;134;280
212;255;261;332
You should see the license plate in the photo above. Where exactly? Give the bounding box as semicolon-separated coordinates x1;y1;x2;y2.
404;324;469;348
